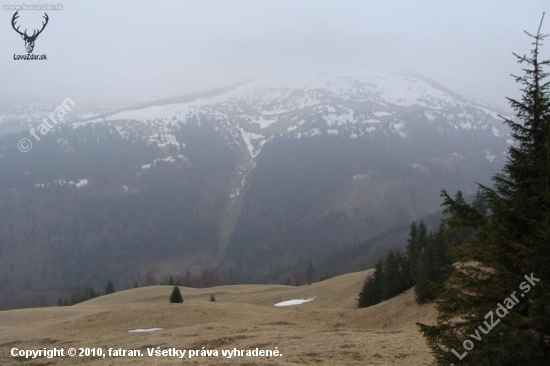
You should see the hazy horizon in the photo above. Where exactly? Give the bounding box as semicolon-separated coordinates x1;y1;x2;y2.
1;0;548;109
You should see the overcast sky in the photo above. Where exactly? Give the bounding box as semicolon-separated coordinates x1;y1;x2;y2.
1;0;548;109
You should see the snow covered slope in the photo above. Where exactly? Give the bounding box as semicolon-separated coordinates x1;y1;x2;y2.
79;71;508;160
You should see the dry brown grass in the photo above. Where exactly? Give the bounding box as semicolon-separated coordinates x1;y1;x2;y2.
0;270;437;365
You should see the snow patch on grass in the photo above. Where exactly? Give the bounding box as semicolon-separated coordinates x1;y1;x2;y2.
274;297;316;307
128;328;163;333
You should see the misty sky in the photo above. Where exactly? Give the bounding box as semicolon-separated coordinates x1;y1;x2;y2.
1;0;548;109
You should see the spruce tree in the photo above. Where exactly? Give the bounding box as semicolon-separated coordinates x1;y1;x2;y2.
415;230;448;303
454;190;465;204
381;250;399;299
168;275;175;286
381;250;412;299
357;260;384;308
408;221;429;276
419;17;550;365
472;189;488;216
406;222;420;275
104;280;115;295
169;286;184;303
417;221;428;257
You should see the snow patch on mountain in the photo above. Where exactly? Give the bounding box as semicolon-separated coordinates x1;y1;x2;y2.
141;156;178;170
35;179;89;189
238;128;264;158
252;116;277;129
373;111;392;117
6;71;509;167
391;122;407;138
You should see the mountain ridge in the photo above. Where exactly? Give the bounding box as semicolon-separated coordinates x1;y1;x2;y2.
0;70;511;308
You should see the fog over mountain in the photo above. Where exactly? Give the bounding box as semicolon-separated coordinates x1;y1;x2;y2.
0;70;511;307
0;0;548;108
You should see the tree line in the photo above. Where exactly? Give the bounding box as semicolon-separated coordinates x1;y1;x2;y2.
357;191;484;308
57;280;116;306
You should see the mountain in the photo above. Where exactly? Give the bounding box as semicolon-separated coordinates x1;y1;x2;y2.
0;71;510;308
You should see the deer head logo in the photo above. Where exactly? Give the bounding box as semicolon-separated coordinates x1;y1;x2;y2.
11;11;49;54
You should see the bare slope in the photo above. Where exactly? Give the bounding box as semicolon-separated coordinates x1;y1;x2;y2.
0;270;436;365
